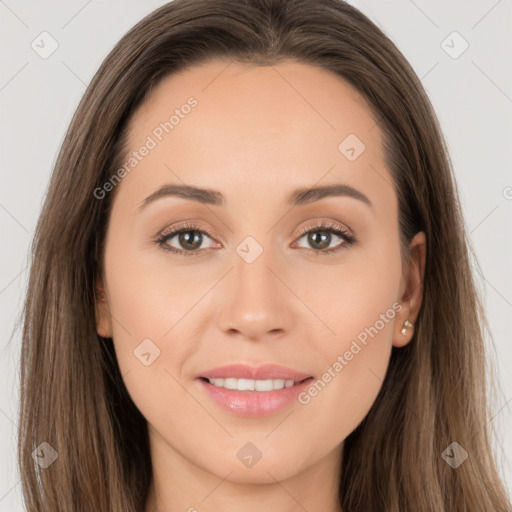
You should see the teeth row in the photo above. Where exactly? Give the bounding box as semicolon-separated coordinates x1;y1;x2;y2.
207;378;296;391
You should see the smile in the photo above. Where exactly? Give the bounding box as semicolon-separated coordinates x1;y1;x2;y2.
201;377;310;391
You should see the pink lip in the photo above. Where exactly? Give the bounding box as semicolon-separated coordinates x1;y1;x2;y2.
196;364;313;417
197;378;313;417
197;363;312;381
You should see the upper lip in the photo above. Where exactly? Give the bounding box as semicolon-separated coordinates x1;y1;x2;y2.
197;363;312;382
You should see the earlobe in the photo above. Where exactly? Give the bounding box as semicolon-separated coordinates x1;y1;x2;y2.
393;231;427;348
95;277;113;338
394;318;415;348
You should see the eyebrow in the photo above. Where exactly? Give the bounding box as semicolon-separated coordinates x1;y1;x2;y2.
138;182;372;210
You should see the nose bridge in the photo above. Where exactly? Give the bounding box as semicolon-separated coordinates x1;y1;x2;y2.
235;236;277;300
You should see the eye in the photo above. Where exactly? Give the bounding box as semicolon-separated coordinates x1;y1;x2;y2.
156;223;217;257
293;220;356;255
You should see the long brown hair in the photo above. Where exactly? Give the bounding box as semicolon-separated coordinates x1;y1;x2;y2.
18;0;511;510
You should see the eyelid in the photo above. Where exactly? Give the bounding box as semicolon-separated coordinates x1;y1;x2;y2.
156;221;212;240
295;219;353;238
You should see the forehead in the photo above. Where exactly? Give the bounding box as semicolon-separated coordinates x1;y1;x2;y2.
118;59;394;216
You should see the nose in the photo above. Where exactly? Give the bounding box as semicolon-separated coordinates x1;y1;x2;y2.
216;245;294;342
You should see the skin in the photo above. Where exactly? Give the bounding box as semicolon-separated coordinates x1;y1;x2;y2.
95;59;426;512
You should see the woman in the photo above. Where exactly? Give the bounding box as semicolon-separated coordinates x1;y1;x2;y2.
18;0;511;510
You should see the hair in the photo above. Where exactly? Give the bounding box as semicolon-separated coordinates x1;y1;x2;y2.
17;0;511;510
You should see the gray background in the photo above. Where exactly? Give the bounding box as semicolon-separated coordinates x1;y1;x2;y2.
1;0;511;509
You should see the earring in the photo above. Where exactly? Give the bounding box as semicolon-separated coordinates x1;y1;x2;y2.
401;319;413;335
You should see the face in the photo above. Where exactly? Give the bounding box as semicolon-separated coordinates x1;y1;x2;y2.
96;59;425;486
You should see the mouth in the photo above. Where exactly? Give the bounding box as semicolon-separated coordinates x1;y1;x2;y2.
196;375;314;417
198;376;314;392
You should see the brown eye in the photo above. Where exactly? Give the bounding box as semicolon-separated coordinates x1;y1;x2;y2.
294;221;356;255
173;230;204;251
156;223;216;256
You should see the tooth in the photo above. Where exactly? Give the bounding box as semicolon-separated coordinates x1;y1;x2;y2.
224;378;237;390
205;377;299;391
237;378;255;391
254;379;274;391
273;379;285;390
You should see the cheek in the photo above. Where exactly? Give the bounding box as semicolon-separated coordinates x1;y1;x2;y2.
293;241;402;443
299;319;394;430
295;229;402;364
103;240;214;425
291;294;397;462
104;244;206;350
101;246;180;401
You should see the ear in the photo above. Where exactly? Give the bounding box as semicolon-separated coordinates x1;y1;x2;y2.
393;231;427;347
95;276;113;338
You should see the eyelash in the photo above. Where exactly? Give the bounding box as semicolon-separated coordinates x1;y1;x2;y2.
155;220;356;257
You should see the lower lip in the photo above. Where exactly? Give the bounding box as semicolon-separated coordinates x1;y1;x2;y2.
197;378;313;417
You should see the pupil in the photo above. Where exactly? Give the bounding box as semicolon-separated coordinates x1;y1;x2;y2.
309;231;330;250
180;231;201;250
